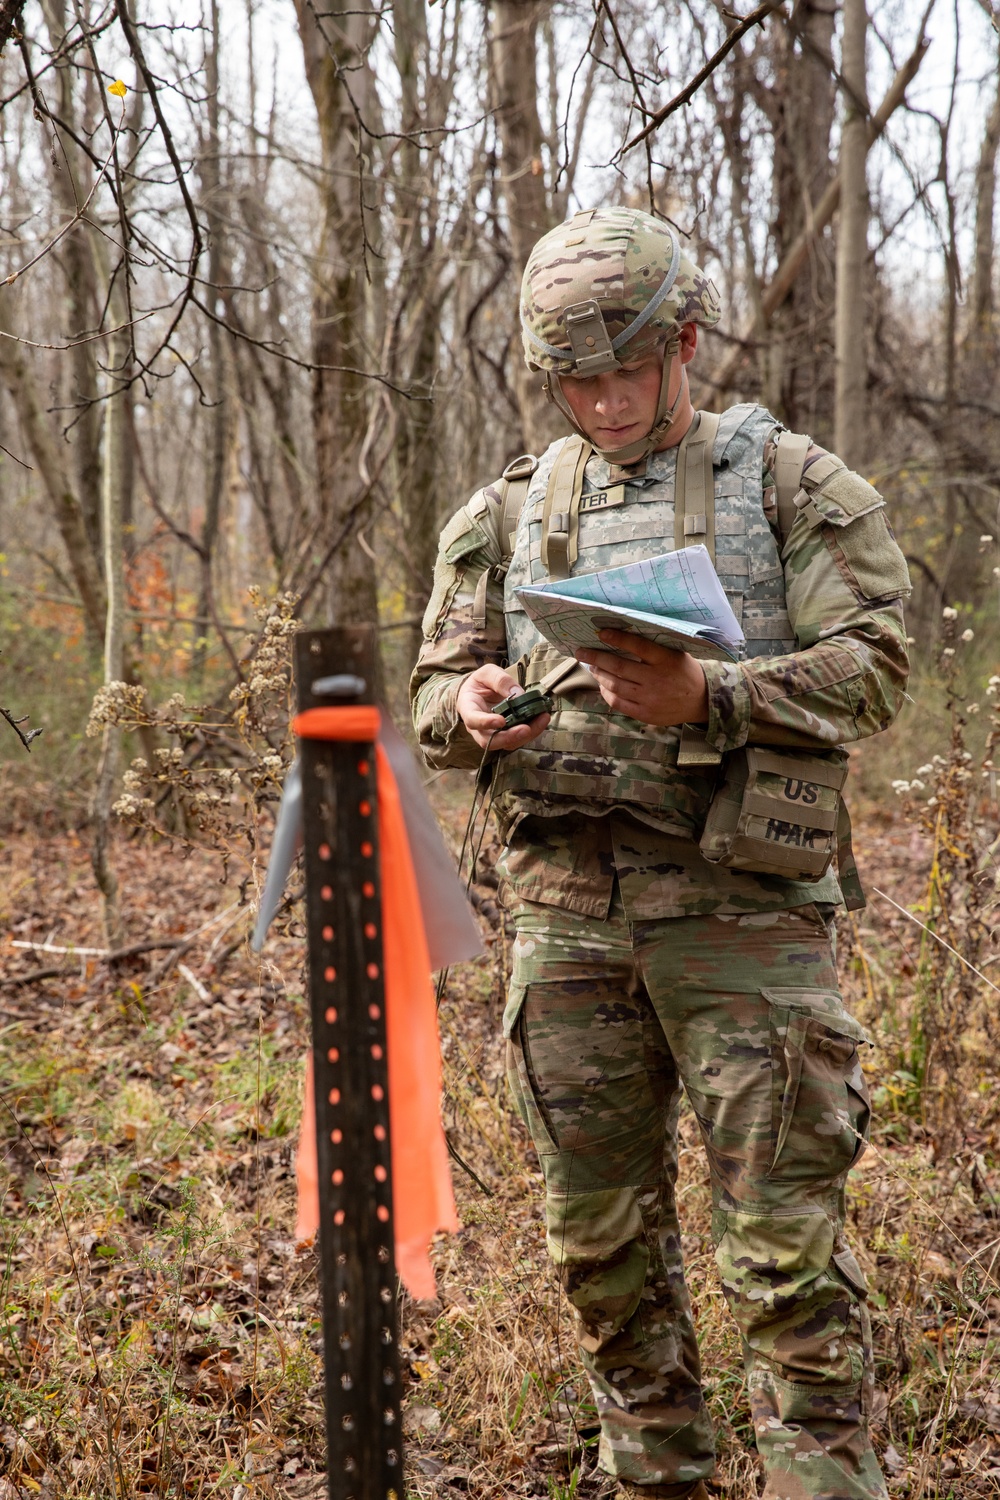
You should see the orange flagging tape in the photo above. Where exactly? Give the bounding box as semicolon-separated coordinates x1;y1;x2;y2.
292;705;459;1300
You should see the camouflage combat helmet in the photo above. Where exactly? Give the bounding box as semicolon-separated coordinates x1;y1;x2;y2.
520;207;721;465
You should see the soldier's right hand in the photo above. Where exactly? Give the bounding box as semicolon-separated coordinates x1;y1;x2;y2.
456;665;551;752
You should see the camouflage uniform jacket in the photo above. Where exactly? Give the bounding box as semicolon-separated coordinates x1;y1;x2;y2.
411;409;910;920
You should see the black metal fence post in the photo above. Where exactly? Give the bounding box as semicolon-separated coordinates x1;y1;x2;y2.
296;627;404;1500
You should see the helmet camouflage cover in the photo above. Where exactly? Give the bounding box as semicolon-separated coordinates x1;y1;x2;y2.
520;206;721;376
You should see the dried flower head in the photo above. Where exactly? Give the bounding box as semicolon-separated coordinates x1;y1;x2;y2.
87;681;148;737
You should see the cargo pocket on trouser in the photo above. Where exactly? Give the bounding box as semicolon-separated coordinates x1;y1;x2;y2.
763;986;871;1185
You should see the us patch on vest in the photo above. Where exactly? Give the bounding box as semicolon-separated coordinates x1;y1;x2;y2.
699;746;847;883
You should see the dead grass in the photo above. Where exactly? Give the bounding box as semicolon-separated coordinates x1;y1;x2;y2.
0;835;326;1497
0;721;999;1498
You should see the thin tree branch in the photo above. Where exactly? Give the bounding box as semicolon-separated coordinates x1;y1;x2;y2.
598;0;657;210
706;9;933;395
191;292;431;399
112;0;204;379
615;0;784;159
0;707;42;752
3;55;126;289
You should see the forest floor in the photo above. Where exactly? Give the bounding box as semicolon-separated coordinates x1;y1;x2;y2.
1;754;1000;1499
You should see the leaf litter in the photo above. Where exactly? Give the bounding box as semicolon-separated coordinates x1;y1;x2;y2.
1;733;1000;1497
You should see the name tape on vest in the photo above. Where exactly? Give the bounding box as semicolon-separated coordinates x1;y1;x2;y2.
579;484;626;513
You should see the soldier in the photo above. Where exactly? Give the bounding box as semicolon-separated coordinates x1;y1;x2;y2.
411;207;909;1500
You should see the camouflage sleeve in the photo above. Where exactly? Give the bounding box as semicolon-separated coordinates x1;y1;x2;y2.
408;483;510;770
702;443;911;754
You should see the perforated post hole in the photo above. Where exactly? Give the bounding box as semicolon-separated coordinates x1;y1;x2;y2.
295;629;403;1500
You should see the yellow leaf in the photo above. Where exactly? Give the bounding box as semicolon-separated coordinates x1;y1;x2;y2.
108;79;128;98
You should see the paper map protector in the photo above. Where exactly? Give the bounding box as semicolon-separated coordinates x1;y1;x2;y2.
516;545;745;663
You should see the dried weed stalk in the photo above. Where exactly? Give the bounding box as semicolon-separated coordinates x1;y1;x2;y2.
86;589;300;884
883;613;1000;1141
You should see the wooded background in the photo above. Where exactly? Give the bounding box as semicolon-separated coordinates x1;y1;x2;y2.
0;0;998;771
2;9;1000;1495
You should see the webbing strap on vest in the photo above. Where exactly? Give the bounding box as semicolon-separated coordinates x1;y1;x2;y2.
674;410;722;561
674;411;723;771
540;436;592;580
773;430;810;544
475;454;539;629
538;655;594;697
498;453;539;557
675;416;797;771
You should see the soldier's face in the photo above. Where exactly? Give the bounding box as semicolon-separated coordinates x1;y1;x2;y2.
559;323;698;451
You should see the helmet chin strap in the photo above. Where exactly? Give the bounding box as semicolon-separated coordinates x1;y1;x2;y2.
545;335;684;467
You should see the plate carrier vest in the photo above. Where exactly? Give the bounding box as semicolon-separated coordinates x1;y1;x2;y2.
480;403;862;905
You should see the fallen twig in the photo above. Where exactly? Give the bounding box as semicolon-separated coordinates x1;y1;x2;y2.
12;940;108;956
0;967;74;987
177;963;210;1002
10;903;243;972
105;938;182;962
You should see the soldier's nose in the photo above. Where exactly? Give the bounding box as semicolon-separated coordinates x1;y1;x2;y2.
595;390;628;417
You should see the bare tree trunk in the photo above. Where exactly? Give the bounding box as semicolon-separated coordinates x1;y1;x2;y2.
707;28;930;403
91;324;128;948
194;0;232;678
968;67;1000;356
767;1;838;436
491;0;561;453
391;0;442;668
0;328;107;646
40;0;104;559
395;305;439;669
292;0;380;628
834;0;870;467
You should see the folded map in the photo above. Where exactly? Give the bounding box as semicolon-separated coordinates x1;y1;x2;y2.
515;545;745;663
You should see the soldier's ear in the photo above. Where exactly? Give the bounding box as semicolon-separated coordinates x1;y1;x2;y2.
678;323;698;364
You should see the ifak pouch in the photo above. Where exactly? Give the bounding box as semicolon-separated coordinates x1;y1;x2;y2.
698;746;848;882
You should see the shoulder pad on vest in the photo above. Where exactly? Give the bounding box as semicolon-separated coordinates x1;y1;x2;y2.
798;467;884;529
467;487;491;520
712;402;775;465
441;494;494;563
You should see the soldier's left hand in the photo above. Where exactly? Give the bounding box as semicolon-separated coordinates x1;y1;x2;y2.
575;629;710;726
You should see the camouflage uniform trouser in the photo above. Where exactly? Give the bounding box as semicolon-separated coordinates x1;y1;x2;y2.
505;892;886;1500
